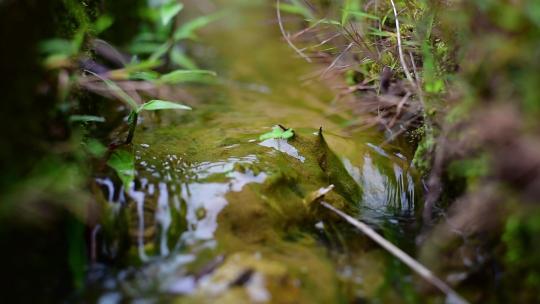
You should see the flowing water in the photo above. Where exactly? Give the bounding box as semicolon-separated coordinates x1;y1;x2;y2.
88;2;423;303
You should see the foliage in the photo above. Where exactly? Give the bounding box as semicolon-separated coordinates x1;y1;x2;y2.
502;210;540;303
130;0;222;70
87;70;192;143
107;149;135;189
160;1;183;26
159;69;217;84
259;125;295;141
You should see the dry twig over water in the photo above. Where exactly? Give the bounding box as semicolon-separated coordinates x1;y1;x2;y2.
321;201;469;304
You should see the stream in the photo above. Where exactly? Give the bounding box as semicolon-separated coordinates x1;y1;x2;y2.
88;2;423;303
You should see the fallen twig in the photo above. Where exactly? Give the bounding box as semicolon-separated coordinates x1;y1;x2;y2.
320;201;469;304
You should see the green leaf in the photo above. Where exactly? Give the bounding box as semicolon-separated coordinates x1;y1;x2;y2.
138;100;192;112
123;59;162;73
129;71;160;81
160;1;183;26
149;41;172;61
159;69;217;84
93;15;114;34
107;149;135;189
259;125;295;141
173;13;222;41
305;18;341;26
85;71;139;110
170;46;198;69
39;39;76;56
344;10;380;22
84;139;107;158
341;0;363;24
128;41;166;54
278;0;314;20
69;115;106;123
278;4;311;18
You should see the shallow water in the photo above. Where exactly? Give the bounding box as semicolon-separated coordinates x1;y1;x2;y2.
88;2;424;303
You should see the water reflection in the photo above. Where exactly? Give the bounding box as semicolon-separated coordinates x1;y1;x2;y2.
342;145;417;226
87;0;423;301
259;138;306;162
180;169;267;244
95;154;267;263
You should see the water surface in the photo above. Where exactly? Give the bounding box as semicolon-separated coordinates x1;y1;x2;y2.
88;2;422;303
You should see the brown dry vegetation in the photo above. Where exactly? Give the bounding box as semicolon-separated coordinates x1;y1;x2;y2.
281;0;540;301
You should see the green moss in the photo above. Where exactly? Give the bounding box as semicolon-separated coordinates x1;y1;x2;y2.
447;154;490;189
502;209;540;303
412;127;434;175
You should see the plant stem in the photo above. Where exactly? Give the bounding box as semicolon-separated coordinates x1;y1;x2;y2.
125;111;138;144
389;0;415;86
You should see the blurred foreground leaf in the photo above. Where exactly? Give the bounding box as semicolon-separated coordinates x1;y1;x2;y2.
173;12;222;41
160;1;183;26
159;69;217;84
138;100;191;112
107;150;135;189
69;115;105;123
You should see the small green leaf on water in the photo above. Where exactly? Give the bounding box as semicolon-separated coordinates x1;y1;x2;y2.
159;69;217;84
107;149;135;189
138;100;192;112
160;1;183;26
259;125;295;141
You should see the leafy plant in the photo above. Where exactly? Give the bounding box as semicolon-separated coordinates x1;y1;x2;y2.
87;71;191;144
129;0;222;70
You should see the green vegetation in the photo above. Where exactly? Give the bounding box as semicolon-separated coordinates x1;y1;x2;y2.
259;125;295;140
2;0;540;302
87;70;192;143
0;0;218;301
276;0;540;301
